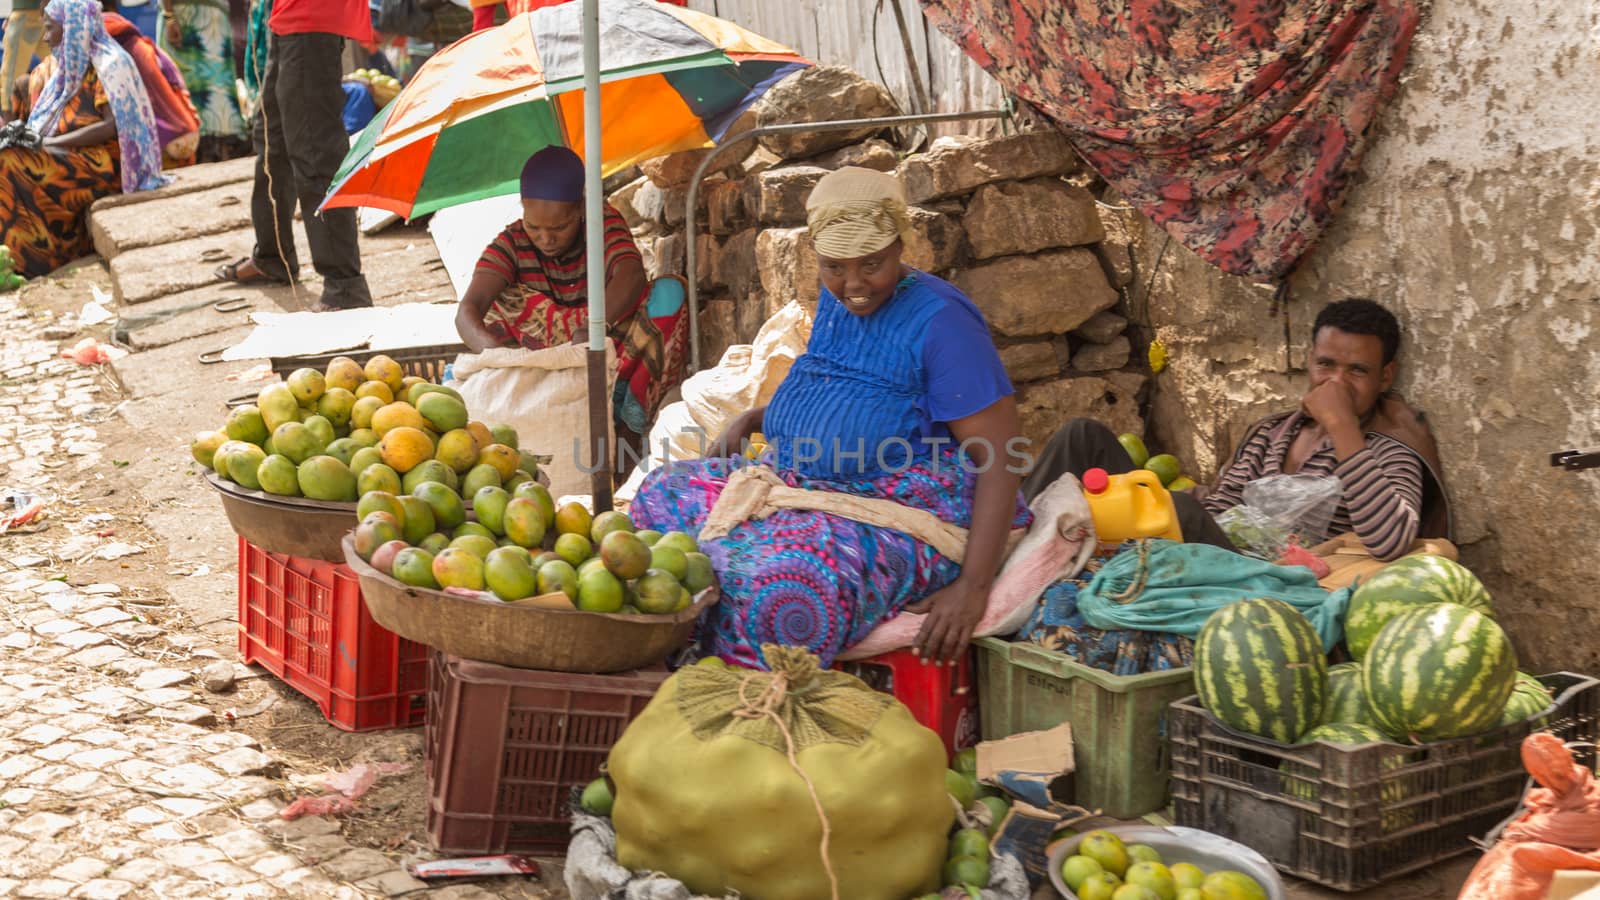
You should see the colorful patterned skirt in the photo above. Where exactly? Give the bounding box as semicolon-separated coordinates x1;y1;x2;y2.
0;143;120;278
159;1;247;144
628;451;1032;669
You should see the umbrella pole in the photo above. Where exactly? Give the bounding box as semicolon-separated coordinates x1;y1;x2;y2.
582;0;612;512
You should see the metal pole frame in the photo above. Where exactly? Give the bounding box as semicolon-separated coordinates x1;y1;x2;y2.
682;108;1010;374
582;0;613;510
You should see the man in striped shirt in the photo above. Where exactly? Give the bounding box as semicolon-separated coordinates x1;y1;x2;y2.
1023;298;1449;561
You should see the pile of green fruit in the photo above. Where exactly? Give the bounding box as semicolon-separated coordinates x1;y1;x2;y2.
915;747;1012;894
1116;433;1196;492
353;491;715;611
0;245;26;293
192;355;542;505
1060;831;1268;900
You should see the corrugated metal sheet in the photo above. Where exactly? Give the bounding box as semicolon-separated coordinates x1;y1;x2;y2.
686;0;1006;136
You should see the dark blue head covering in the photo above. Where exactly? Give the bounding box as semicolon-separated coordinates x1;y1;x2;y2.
520;146;585;202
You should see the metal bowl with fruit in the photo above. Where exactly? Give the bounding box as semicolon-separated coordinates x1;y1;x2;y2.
1048;826;1284;900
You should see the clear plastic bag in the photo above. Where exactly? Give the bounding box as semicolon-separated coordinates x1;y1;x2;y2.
1214;474;1341;560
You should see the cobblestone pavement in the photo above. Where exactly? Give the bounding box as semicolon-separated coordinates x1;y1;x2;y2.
0;288;560;899
0;277;1471;900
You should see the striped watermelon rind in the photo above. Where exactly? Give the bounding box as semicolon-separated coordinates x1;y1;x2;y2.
1499;672;1554;727
1362;602;1518;743
1279;723;1417;833
1345;555;1494;660
1195;598;1327;744
1322;661;1384;730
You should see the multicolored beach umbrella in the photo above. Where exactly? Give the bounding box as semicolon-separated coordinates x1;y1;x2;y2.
322;0;809;218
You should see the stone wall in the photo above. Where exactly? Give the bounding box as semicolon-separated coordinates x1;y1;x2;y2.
611;66;1149;454
1127;0;1600;672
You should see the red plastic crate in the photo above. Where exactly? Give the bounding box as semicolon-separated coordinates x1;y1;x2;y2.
236;537;428;731
425;653;668;854
835;648;978;759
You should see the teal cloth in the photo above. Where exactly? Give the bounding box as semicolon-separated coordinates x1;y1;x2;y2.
1077;539;1351;652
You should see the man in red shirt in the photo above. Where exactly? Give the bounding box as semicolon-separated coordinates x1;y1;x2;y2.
219;0;373;310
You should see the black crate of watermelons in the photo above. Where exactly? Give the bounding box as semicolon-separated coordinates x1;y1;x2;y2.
1167;672;1599;892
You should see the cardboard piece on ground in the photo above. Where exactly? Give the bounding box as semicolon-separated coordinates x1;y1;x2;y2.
978;723;1091;890
979;721;1076;786
1549;871;1600;900
429;194;522;299
219;302;459;361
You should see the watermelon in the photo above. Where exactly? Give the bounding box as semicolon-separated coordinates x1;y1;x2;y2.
1362;603;1517;743
1345;555;1494;659
1279;724;1415;833
1195;598;1327;743
1499;672;1554;727
1296;722;1388;747
1322;662;1383;730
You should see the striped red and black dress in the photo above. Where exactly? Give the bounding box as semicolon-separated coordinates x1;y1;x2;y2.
473;203;687;435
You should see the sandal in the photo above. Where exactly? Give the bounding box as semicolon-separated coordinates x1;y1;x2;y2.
215;257;291;286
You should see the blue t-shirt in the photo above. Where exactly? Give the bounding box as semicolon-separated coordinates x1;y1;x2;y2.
764;271;1013;479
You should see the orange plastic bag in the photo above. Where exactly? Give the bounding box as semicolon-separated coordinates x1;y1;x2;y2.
1458;733;1600;900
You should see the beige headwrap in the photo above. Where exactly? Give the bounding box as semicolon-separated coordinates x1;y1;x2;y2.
804;166;912;259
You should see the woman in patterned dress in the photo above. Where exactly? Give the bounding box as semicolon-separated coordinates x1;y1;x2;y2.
157;0;248;161
627;167;1031;670
0;0;171;278
454;145;689;450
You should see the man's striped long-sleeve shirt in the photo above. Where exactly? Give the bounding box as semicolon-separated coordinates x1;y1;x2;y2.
1202;412;1423;561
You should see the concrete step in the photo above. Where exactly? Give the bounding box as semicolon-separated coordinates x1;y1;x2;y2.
107;228;312;306
90;180;253;261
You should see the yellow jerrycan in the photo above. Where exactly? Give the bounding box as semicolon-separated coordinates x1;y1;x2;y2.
1080;467;1184;543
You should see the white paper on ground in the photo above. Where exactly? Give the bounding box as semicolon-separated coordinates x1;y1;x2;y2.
219;302;459;361
428;194;522;300
359;207;402;235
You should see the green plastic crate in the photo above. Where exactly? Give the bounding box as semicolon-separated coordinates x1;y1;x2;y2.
974;637;1195;818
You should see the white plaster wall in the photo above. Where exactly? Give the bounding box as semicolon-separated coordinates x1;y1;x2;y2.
1138;0;1600;669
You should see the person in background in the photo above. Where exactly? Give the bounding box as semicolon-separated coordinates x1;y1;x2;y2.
158;0;249;161
1;0;49;120
241;0;268;103
1023;299;1450;561
101;9;200;166
218;0;374;312
468;0;498;31
1;0;171;277
455;145;689;450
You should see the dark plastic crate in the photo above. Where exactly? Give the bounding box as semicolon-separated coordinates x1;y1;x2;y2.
269;343;467;383
226;343;468;408
425;653;667;854
236;537;429;731
1168;672;1600;892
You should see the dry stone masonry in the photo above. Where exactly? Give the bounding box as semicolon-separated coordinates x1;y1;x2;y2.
612;65;1149;452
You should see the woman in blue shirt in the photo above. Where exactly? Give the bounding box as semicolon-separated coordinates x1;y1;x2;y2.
628;167;1030;669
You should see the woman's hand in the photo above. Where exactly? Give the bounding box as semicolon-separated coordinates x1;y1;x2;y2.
904;576;988;665
164;16;183;47
710;406;765;458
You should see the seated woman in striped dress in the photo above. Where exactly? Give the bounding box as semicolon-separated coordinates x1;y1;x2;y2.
627;167;1033;670
454;146;689;449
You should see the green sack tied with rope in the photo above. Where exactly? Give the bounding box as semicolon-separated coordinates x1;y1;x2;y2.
608;646;953;900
